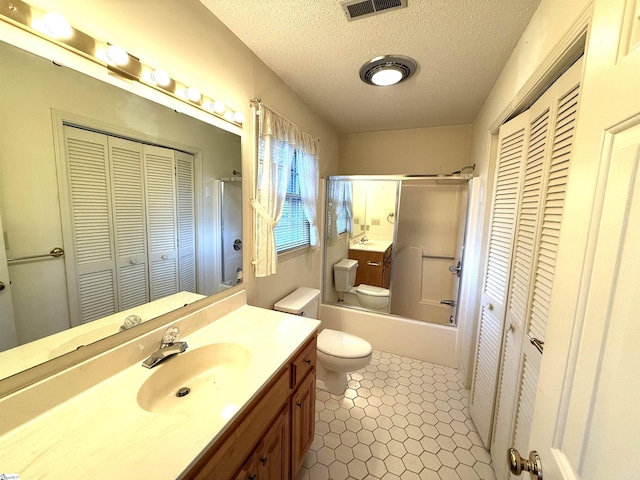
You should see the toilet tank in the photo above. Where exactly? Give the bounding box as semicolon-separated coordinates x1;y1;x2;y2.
333;259;358;292
274;287;321;317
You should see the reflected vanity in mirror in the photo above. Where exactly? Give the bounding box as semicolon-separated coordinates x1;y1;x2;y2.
323;175;471;326
0;39;243;381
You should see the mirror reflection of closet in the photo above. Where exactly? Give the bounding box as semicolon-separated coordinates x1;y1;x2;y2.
0;39;242;380
323;175;471;326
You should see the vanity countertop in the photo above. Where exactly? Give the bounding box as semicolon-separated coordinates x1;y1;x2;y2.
349;239;393;253
0;302;320;479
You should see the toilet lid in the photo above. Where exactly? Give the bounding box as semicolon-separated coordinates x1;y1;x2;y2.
318;329;372;359
356;284;389;297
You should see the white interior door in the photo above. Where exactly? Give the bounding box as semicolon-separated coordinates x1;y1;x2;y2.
525;1;640;478
0;211;18;351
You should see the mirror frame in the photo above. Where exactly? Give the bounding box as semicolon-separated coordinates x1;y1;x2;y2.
0;16;246;396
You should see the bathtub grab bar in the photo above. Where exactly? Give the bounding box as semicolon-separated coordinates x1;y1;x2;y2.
421;254;455;260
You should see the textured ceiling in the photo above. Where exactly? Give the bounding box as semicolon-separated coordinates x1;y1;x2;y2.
200;0;541;134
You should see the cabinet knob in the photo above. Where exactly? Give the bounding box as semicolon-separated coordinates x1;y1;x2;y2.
260;456;268;465
297;402;303;408
304;358;311;365
248;475;257;480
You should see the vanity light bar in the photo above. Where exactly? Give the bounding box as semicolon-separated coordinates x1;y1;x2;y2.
0;0;244;126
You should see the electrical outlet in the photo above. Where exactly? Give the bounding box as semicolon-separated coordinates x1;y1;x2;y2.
361;224;366;231
365;225;370;231
371;218;380;226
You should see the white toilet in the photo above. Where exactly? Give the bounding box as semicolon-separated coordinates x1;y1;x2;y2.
333;259;390;310
274;287;372;394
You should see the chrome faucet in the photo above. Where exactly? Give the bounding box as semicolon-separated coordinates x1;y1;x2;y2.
359;236;368;244
142;326;188;368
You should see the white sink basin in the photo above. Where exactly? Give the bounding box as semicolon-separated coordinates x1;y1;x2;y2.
350;240;392;252
137;343;250;414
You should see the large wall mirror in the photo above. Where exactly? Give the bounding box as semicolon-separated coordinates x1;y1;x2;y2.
323;176;471;326
0;38;243;381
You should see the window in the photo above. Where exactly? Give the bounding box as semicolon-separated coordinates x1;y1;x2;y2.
274;152;310;252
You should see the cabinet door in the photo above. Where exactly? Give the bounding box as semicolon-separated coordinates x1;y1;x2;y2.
257;405;290;480
232;456;256;480
291;370;315;473
349;249;384;287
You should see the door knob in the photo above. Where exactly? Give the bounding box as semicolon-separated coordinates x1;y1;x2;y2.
0;281;5;291
448;261;462;277
508;448;542;480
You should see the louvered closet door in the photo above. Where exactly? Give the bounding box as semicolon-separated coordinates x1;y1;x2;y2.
470;111;529;447
491;86;554;477
144;144;179;300
63;126;117;325
491;58;583;480
175;151;196;293
108;137;149;310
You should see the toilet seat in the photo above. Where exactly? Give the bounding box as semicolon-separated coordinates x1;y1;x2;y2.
318;329;372;359
356;284;389;297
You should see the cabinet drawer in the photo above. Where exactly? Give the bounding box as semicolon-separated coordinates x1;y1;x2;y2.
290;335;317;389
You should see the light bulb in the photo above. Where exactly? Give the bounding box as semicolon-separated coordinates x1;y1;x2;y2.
224;111;234;122
106;44;129;66
41;12;72;39
151;69;171;87
371;68;403;86
213;100;226;114
186;86;202;103
233;111;245;124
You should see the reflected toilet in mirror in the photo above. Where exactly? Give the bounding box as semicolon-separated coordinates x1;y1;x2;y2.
333;259;389;311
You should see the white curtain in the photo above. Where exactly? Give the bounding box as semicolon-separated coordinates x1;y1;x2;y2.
326;179;346;245
344;181;353;236
297;150;319;249
251;105;318;277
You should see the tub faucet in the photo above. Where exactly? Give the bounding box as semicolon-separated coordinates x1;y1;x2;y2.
142;326;188;368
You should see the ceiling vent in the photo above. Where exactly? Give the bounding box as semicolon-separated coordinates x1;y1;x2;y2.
341;0;408;21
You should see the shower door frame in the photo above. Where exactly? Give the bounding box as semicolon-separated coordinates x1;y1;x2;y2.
322;174;473;327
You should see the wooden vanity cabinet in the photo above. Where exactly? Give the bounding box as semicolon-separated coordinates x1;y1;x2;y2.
349;244;392;289
186;333;317;480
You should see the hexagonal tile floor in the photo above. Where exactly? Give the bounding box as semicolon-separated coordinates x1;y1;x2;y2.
296;350;496;480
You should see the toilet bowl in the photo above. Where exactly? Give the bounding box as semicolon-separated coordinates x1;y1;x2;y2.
354;284;389;310
316;329;372;394
274;287;373;395
333;259;389;310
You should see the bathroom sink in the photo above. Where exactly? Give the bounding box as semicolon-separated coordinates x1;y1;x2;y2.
350;240;392;252
137;343;251;414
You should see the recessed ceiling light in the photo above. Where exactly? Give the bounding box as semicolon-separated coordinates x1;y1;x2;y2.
359;55;417;86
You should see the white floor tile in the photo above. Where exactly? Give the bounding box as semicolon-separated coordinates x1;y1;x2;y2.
300;350;497;480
